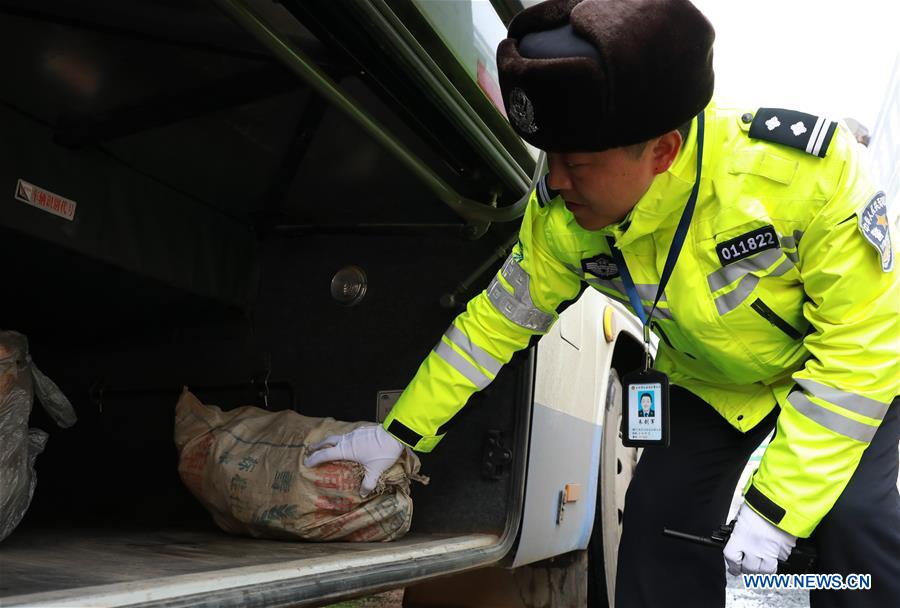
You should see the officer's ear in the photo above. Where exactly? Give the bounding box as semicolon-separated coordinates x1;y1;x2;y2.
647;129;682;175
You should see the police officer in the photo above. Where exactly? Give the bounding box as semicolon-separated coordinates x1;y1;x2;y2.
305;1;900;606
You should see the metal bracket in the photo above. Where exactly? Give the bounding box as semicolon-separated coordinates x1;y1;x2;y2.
376;390;403;423
440;234;518;309
556;490;566;525
482;430;513;481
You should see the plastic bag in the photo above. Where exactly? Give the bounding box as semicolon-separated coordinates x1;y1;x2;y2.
0;331;76;542
174;389;427;542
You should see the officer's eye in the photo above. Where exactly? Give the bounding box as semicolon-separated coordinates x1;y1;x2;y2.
565;157;591;169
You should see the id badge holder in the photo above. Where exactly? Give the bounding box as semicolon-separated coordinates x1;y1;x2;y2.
607;110;704;450
621;367;670;447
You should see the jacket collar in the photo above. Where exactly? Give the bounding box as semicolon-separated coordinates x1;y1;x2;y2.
608;115;700;248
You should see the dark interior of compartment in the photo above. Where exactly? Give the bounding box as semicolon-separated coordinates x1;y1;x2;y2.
0;0;533;541
20;230;532;535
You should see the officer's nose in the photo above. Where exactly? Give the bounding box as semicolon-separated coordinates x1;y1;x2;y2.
546;153;573;192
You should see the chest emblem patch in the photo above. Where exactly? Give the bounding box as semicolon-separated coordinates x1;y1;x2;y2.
582;254;619;279
858;191;893;272
715;225;779;266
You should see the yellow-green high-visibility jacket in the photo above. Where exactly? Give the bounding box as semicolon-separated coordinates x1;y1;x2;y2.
383;103;899;538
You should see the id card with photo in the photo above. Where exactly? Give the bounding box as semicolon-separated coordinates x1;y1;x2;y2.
621;368;670;447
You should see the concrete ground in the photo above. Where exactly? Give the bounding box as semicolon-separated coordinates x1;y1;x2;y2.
322;589;404;608
726;575;808;608
323;585;809;607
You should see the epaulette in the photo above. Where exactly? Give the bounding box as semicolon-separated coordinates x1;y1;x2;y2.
746;108;838;158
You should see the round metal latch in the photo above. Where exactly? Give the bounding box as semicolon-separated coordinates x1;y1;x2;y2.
741;112;754;124
331;266;367;306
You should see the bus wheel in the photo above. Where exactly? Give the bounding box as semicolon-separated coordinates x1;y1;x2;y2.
588;369;639;607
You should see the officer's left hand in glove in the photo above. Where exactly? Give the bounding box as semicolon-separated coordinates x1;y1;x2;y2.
304;424;405;497
724;502;798;575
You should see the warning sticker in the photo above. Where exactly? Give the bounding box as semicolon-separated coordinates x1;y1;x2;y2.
14;179;77;221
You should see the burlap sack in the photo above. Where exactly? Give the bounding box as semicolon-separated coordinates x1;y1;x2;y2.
174;389;427;542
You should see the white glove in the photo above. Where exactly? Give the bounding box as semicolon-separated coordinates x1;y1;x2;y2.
304;424;405;497
723;503;797;575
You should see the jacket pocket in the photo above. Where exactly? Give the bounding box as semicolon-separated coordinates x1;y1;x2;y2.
749;298;802;340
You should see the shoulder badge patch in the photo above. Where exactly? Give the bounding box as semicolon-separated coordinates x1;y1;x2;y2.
749;108;837;158
582;253;619;279
858;191;893;272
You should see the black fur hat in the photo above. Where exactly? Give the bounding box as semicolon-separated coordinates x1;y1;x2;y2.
497;0;715;152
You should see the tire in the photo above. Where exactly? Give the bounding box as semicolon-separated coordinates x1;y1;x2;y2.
587;369;639;607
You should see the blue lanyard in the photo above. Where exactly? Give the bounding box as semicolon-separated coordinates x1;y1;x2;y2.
606;111;705;367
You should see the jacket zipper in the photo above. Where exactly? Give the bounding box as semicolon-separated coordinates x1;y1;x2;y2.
651;321;696;359
749;298;802;340
651;320;673;348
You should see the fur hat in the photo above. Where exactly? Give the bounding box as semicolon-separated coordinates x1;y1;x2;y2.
497;0;715;152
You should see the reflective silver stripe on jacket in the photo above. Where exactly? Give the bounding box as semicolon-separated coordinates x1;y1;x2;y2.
433;340;492;390
586;278;674;321
707;248;785;292
590;278;666;303
795;379;890;421
577;274;665;300
780;231;803;264
565;263;674;321
487;255;554;332
444;325;503;376
714;275;759;315
787;391;878;443
711;254;795;315
780;230;804;249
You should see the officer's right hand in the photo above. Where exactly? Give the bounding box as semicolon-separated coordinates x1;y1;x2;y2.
723;503;797;575
304;424;405;497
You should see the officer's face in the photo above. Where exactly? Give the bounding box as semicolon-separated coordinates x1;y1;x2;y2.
546;131;681;231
